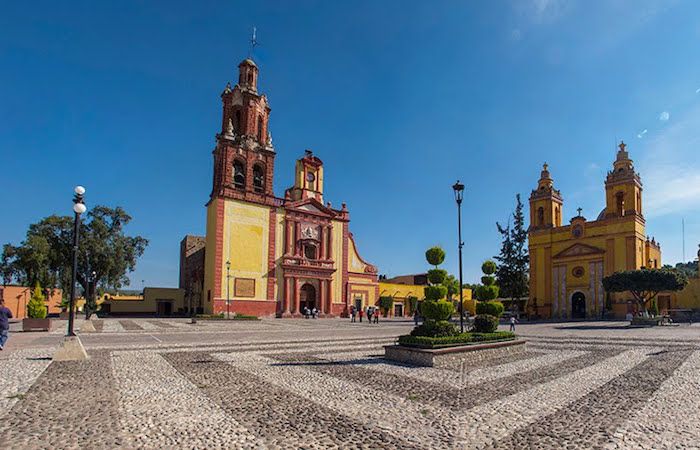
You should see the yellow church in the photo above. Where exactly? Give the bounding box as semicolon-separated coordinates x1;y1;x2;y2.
200;57;379;318
528;142;661;320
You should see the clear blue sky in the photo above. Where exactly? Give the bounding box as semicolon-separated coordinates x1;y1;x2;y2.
2;0;699;289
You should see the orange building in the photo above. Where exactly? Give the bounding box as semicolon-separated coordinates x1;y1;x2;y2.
0;285;62;319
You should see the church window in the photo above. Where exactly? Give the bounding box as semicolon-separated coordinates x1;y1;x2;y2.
572;266;584;278
537;207;544;226
233;160;246;189
307;171;316;191
235;110;241;133
247;72;254;84
616;192;625;216
555;206;561;226
257;116;264;142
253;164;265;193
304;243;317;260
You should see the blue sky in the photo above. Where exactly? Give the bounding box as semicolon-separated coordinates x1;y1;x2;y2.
1;0;699;288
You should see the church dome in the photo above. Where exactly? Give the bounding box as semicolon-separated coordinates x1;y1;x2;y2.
597;208;606;221
239;58;257;67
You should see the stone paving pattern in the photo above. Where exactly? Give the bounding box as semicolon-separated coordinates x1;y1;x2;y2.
1;318;699;449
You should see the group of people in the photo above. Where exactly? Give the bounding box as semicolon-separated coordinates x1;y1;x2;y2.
349;305;380;324
302;306;319;319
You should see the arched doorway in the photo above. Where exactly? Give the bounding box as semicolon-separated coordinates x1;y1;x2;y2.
572;292;586;319
299;283;316;312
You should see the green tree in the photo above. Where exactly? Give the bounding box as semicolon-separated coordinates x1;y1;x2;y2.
602;268;688;314
1;206;148;318
413;246;456;337
443;274;460;302
27;283;47;319
495;194;529;304
378;296;394;316
425;246;446;268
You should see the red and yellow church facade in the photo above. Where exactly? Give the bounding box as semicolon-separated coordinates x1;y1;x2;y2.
201;58;378;317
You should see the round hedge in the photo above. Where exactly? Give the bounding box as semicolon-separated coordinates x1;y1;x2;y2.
425;246;446;267
427;269;447;285
421;300;454;321
481;260;497;275
475;301;504;318
410;320;458;337
473;314;499;333
424;285;448;302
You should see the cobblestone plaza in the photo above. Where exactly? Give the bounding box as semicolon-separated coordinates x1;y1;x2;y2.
1;319;699;449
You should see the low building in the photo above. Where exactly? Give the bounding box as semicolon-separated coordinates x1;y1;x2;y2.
101;287;185;316
378;275;474;317
0;285;62;319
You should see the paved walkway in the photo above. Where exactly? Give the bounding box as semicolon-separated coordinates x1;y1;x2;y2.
1;319;699;449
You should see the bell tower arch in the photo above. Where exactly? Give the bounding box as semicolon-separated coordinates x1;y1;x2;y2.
529;163;564;230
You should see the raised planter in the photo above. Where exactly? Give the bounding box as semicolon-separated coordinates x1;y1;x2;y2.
385;339;527;369
22;318;52;332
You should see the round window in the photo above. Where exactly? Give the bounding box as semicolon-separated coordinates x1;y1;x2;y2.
306;172;316;182
572;266;585;278
572;224;583;238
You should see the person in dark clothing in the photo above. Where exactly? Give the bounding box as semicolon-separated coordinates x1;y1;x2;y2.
0;298;13;350
413;309;420;326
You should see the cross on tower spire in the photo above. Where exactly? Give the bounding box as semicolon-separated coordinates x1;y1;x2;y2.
248;26;259;59
577;207;583;217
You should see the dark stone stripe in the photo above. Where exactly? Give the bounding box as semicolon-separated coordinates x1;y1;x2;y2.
163;351;423;450
267;348;620;411
0;354;125;448
147;320;175;328
118;319;143;330
92;320;104;332
487;348;693;450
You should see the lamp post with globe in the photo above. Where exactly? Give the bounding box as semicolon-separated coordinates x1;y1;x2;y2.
67;186;86;337
452;181;465;333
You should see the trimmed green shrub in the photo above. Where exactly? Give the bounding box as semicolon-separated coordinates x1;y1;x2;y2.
481;275;495;286
482;260;497;275
27;284;47;319
398;331;515;348
421;300;454;321
474;284;499;302
649;298;659;317
476;301;504;318
425;246;446;267
410;320;458;337
427;269;447;285
424;285;448;301
406;296;419;315
473;314;499;333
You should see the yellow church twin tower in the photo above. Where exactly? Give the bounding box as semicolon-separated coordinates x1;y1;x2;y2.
528;142;661;319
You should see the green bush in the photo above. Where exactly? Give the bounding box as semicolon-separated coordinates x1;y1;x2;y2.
410;320;458;337
476;301;504;318
378;296;394;315
421;300;454;321
482;260;497;275
425;246;446;267
474;284;499;302
27;284;47;319
649;298;659;317
481;275;496;286
406;296;419;315
424;285;448;301
398;331;515;348
427;269;447;285
473;314;499;333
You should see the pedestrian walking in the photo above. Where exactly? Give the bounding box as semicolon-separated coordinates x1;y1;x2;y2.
413;309;420;326
0;298;13;351
312;307;318;319
374;309;379;324
367;307;373;324
350;307;356;323
510;316;518;332
358;308;364;323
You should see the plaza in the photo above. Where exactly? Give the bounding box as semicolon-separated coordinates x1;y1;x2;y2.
1;319;699;449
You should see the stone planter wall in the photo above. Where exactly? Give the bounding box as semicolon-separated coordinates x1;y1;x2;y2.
22;318;52;332
385;339;527;369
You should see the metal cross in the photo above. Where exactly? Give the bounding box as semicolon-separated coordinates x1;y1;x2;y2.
577;207;583;216
249;26;259;58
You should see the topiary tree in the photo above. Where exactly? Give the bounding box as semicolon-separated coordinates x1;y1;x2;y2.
413;246;457;337
406;296;418;315
27;283;47;319
475;260;500;302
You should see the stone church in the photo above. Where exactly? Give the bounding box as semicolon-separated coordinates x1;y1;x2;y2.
528;142;662;319
195;57;378;317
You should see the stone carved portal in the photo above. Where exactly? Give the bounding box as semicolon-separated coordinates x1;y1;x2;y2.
571;292;586;319
299;283;317;312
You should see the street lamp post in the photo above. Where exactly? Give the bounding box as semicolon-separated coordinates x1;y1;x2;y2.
453;181;465;333
225;260;231;320
68;186;86;337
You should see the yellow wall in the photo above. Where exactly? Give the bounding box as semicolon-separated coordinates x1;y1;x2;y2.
672;277;700;309
202;199;220;311
104;288;185;315
332;220;344;304
377;282;474;315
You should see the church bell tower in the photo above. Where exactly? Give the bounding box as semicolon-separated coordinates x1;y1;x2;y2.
604;141;643;219
529;163;564;230
210;58;276;206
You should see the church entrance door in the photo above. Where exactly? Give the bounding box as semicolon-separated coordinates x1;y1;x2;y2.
299;283;316;312
572;292;586;319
